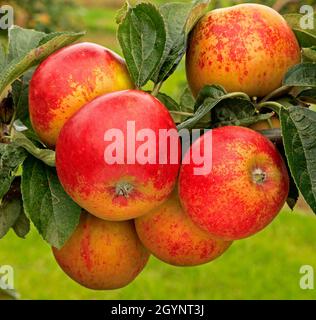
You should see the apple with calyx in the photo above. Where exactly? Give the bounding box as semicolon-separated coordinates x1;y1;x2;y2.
179;126;289;241
56;90;180;221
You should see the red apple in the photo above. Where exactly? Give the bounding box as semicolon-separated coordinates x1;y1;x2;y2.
135;191;232;266
56;90;180;221
53;212;149;290
186;4;301;97
29;42;134;147
179;126;289;241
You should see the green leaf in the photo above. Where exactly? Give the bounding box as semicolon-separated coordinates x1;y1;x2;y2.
12;131;55;167
0;41;6;68
117;1;210;87
276;96;302;109
195;85;227;111
280;106;316;214
0;144;27;199
211;98;274;128
11;70;34;122
0;198;22;238
185;0;210;34
0;27;8;69
152;1;210;83
177;85;238;131
116;1;129;24
283;63;316;87
0;26;84;100
303;47;316;62
296;88;316;103
21;156;81;248
156;92;180;112
8;27;45;61
178;100;213;131
261;86;294;105
117;3;167;88
151;3;190;83
156;92;182;123
156;90;197;124
13;119;42;143
276;143;299;210
287;173;300;210
12;210;30;239
310;105;316;112
180;86;195;114
284;13;316;47
0;288;20;300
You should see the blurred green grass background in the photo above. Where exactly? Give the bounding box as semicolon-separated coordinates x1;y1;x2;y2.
2;0;316;300
2;209;316;299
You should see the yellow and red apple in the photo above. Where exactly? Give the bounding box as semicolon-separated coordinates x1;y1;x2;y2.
135;191;232;266
53;212;149;290
29;42;134;147
179;126;289;241
56;90;181;221
186;4;301;97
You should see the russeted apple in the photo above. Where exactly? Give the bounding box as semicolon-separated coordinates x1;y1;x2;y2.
56;90;181;221
29;42;134;147
186;3;301;97
179;126;289;241
53;212;149;290
135;191;232;267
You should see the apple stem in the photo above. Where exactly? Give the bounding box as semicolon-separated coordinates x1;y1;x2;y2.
115;182;134;197
267;118;274;129
151;82;163;97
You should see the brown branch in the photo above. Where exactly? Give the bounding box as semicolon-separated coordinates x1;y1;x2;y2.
258;129;283;145
273;0;299;12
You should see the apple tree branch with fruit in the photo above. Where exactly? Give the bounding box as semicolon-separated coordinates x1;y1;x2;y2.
0;0;316;291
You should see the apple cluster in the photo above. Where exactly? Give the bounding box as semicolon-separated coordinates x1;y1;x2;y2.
28;4;299;290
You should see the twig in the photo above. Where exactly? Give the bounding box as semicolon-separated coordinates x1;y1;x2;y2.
273;0;299;12
259;129;283;144
260;86;293;104
151;82;163;97
169;111;194;117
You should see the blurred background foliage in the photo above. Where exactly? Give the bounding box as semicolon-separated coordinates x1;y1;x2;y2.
5;0;79;32
1;0;316;300
4;0;316;98
6;0;316;44
5;0;315;98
